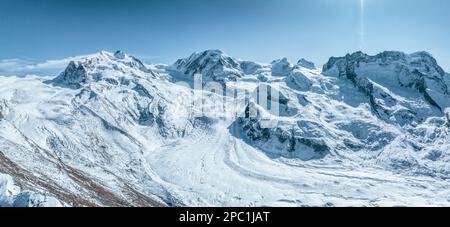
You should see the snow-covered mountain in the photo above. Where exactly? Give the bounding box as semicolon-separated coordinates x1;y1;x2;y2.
170;50;244;82
1;50;450;207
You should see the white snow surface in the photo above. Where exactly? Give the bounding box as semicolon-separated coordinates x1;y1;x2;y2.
0;50;450;207
0;173;61;207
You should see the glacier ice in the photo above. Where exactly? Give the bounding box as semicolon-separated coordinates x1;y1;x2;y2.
0;50;450;207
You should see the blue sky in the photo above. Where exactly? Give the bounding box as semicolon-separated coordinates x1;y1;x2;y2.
1;0;449;74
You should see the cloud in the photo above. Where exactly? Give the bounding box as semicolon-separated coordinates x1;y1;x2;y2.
0;55;89;77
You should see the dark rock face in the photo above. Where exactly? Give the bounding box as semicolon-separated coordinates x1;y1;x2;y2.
54;61;89;88
242;118;272;141
133;83;154;99
0;99;8;120
137;105;154;126
446;111;450;127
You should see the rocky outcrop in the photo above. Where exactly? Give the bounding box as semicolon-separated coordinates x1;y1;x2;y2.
285;69;313;91
239;103;330;161
0;99;8;120
53;61;89;88
297;58;316;69
271;58;294;77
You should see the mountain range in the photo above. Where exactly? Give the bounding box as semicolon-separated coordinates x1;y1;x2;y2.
1;49;450;207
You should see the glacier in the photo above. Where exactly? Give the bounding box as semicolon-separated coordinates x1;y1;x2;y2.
1;50;450;207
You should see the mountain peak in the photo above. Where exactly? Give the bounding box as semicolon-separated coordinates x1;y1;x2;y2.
172;49;242;82
271;58;294;77
297;58;316;69
50;50;154;88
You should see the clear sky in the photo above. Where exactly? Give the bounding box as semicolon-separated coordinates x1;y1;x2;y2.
1;0;449;72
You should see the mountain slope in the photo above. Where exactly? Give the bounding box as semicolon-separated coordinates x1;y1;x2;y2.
1;50;450;206
0;52;198;206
